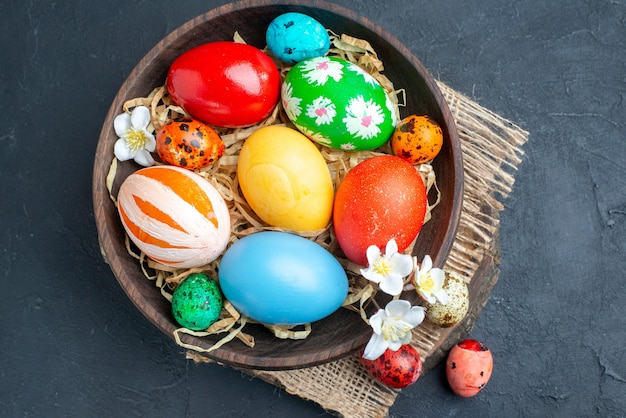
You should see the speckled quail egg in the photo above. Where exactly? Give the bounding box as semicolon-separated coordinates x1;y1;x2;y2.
425;270;469;328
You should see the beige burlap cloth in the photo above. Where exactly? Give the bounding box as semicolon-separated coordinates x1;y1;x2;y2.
188;80;529;417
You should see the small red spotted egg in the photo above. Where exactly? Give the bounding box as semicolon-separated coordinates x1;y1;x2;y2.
156;118;225;170
360;344;423;389
446;339;493;397
391;114;443;164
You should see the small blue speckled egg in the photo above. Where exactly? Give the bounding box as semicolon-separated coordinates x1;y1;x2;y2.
171;273;223;331
266;12;331;64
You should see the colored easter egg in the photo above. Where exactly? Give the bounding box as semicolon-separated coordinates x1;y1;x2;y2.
156;118;225;170
333;155;428;266
282;56;397;151
391;114;443;164
446;339;493;397
171;273;223;331
166;41;281;128
218;231;349;326
237;125;334;231
425;270;469;328
360;344;423;389
266;12;330;63
117;165;231;268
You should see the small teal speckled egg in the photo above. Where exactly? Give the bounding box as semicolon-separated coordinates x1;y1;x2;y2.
266;12;330;64
171;273;223;331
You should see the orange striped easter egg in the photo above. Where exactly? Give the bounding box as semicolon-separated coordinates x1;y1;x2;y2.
117;165;231;268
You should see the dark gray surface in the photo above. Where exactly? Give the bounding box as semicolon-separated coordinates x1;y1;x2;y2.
2;0;625;416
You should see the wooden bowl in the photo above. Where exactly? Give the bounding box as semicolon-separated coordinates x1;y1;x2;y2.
93;0;463;371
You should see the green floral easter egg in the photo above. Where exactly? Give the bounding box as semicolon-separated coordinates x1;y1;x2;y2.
282;56;397;151
171;273;223;331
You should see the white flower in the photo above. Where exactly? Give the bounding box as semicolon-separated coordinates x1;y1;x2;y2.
300;57;343;86
306;96;336;125
342;96;385;140
412;255;448;304
113;106;155;167
340;142;357;151
363;299;425;360
281;82;302;120
360;239;413;296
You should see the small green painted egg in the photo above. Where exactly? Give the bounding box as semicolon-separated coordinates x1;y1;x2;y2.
171;273;223;331
282;56;397;151
425;271;469;328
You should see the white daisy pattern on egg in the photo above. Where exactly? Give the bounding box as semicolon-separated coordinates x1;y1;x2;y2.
295;124;333;147
385;93;399;126
301;57;343;86
281;82;302;120
340;142;357;151
348;64;378;85
306;96;336;126
342;95;385;140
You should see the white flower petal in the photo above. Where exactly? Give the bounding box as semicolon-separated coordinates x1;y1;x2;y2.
403;306;426;328
430;268;445;286
114;138;134;161
421;255;433;272
363;333;388;360
385;299;411;318
365;245;381;266
131;106;151;130
361;268;383;284
399;331;413;345
387;339;403;351
418;290;437;305
114;113;131;137
143;131;156;152
369;309;385;334
133;149;155;167
391;253;414;277
385;239;399;255
434;288;449;305
378;275;404;296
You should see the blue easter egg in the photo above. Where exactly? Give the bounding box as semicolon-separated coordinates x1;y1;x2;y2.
218;231;348;325
266;12;331;64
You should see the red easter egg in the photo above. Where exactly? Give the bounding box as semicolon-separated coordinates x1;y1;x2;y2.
360;344;423;389
333;155;428;266
446;339;493;397
166;41;281;128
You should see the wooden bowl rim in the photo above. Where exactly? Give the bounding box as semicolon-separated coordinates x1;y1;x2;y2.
93;0;464;370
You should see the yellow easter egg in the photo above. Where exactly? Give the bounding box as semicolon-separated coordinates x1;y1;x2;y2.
237;125;334;231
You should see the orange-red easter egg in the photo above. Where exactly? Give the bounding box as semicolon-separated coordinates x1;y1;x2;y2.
333;155;427;266
117;165;231;268
156;118;225;170
391;115;443;164
446;339;493;397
